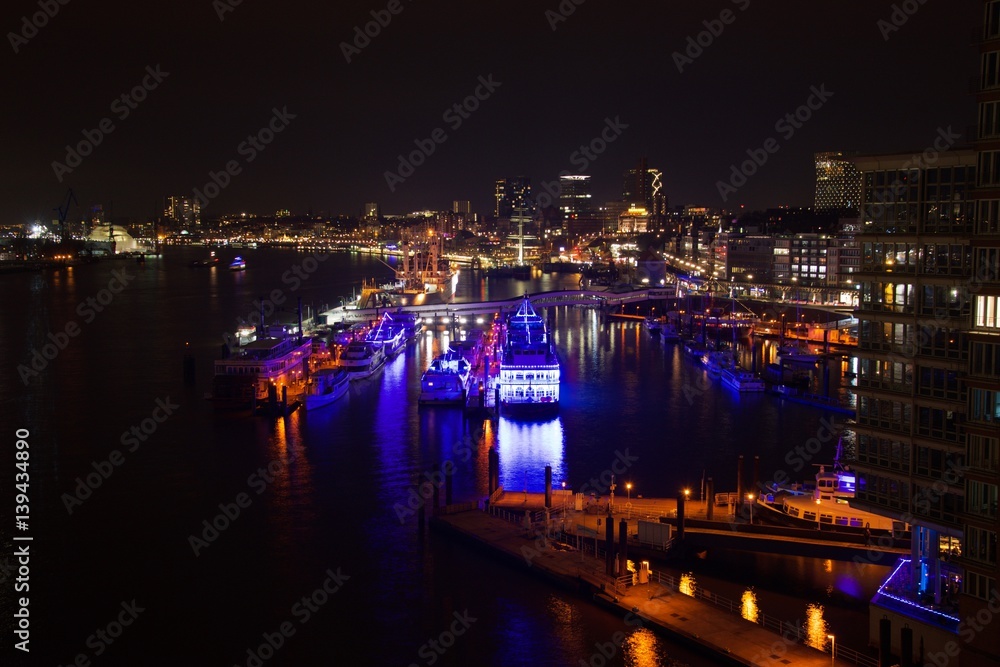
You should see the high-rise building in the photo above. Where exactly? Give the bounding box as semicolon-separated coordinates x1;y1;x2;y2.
163;196;201;229
848;143;991;661
623;157;667;216
558;175;592;216
363;202;380;220
814;152;861;212
453;200;471;215
494;176;533;218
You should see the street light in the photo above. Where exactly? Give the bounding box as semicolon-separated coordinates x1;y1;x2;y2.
828;634;835;667
626;482;632;502
747;493;754;524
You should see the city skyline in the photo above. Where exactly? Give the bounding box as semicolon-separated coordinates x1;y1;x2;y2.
0;1;978;224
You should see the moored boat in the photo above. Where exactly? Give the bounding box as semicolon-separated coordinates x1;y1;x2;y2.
299;367;349;410
721;367;765;392
497;294;559;417
364;312;406;358
339;341;386;380
418;349;471;405
211;324;311;410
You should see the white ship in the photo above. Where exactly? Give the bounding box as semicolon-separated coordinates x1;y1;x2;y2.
497;295;559;417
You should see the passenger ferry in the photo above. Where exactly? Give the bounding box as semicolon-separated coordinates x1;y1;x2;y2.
497;295;559;417
756;441;910;539
211;324;311;410
418;349;471;405
339;341;386;380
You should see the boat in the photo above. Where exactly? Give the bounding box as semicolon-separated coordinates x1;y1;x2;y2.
774;343;822;365
418;349;472;405
339;341;386;380
721;367;765;392
449;328;485;369
497;295;560;417
701;349;734;377
358;230;458;308
756;440;910;539
661;323;681;343
211;324;311;410
190;251;220;268
299;367;349;410
229;256;247;271
644;316;662;337
364;312;406;358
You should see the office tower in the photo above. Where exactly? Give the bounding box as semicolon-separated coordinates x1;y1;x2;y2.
623;157;667;215
495;176;533;218
453;200;471;215
163;196;201;228
364;202;380;219
558;175;592;216
814;152;861;212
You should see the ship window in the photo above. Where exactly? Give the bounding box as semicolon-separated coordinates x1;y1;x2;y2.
819;514;834;524
835;516;849;526
849;518;864;527
803;511;817;521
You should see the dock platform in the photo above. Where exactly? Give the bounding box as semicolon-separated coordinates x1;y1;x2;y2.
431;505;872;667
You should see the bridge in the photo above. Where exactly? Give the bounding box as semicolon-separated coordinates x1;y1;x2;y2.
318;286;857;326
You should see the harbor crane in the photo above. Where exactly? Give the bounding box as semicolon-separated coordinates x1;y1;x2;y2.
54;188;77;242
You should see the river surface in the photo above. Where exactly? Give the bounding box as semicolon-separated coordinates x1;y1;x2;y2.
0;247;884;666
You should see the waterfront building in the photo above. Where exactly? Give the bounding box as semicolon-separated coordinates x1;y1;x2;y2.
848;129;998;663
814;151;861;213
725;234;775;283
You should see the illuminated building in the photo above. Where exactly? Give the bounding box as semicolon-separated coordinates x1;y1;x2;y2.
814;151;861;212
495;176;533;218
558;175;591;216
163;195;201;229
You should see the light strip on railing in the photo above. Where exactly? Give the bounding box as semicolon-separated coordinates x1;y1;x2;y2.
873;558;960;623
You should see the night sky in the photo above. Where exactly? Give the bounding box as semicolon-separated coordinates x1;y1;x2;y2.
0;0;980;223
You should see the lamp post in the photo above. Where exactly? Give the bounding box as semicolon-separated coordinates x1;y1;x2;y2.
747;493;754;524
828;634;835;667
626;482;632;502
609;475;616;514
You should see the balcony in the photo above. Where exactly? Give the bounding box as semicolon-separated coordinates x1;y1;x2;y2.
871;558;960;632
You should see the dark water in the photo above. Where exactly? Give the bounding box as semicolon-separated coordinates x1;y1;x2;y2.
0;247;882;666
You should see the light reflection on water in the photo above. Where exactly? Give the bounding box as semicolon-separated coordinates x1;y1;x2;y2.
805;603;830;650
741;588;759;623
497;416;565;492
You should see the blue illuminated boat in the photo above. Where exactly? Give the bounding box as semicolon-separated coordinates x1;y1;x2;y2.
229;256;246;271
418;349;471;405
497;295;559;417
364;312;406;358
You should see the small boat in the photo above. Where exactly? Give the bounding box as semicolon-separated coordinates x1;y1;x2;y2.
299;367;349;410
419;349;471;405
644;316;662;336
229;256;247;271
661;323;681;343
339;341;386;380
775;344;821;365
702;349;734;376
190;251;220;268
721;367;765;392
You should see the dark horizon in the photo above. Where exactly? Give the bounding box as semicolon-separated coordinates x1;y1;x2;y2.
0;1;979;223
